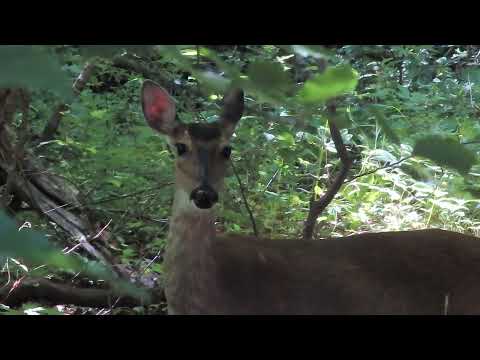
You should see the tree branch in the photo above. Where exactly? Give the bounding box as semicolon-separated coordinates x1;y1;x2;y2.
40;62;96;142
1;277;165;309
302;101;352;241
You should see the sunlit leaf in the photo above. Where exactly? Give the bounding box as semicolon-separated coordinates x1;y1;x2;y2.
299;65;358;104
277;132;295;146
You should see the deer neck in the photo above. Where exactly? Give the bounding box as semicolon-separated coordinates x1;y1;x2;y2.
163;187;219;314
168;187;217;252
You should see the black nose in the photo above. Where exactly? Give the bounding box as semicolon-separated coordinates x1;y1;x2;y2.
190;185;218;209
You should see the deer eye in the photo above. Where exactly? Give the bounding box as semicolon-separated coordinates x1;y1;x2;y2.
175;143;187;156
222;146;232;159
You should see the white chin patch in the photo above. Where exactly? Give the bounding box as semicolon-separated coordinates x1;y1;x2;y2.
174;189;208;213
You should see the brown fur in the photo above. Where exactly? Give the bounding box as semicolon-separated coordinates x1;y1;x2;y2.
167;204;480;315
141;80;480;315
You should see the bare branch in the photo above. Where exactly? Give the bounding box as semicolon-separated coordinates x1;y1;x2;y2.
1;277;164;309
40;62;96;141
88;182;173;207
302;101;352;241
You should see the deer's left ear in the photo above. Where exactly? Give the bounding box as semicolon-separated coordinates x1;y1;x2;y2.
220;88;244;137
141;80;179;135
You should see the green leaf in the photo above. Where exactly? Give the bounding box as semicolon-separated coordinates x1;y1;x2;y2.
277;132;295;146
196;71;230;93
0;46;72;99
299;65;358;104
91;109;108;120
0;212;151;303
246;60;293;100
151;263;164;273
400;163;433;182
0;213;78;269
107;179;122;188
413;136;476;174
328;112;351;129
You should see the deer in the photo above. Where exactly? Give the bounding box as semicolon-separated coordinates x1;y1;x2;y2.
141;79;480;315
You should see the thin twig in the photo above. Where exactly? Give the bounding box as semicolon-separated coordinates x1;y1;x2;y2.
89;182;173;206
263;168;280;193
346;137;475;182
141;249;163;275
347;155;413;183
230;159;258;238
91;219;113;240
43;182;174;215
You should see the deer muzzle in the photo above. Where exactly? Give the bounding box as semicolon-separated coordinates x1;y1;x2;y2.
190;185;218;209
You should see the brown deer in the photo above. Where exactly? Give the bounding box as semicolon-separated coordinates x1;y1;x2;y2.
141;79;480;315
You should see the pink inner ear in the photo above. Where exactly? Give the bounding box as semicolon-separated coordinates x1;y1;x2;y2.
144;86;173;121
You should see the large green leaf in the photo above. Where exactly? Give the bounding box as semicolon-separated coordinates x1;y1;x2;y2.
246;60;293;101
196;71;230;93
0;212;77;268
0;212;150;302
299;64;358;104
413;136;476;174
0;46;72;98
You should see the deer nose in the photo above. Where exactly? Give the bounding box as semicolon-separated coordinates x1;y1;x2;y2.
190;185;218;209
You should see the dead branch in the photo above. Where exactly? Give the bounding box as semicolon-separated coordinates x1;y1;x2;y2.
302;101;353;241
112;54;160;80
0;89;129;279
1;277;165;309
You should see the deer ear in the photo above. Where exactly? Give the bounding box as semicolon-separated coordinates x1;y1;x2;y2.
141;80;178;134
220;88;244;137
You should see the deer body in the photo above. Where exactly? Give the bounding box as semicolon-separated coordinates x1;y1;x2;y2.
166;187;480;314
141;80;480;315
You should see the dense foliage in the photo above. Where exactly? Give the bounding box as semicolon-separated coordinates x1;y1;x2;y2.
1;45;480;315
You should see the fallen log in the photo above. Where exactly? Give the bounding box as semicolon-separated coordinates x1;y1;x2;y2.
1;277;165;309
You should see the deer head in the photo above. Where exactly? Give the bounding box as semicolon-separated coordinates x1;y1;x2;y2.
141;80;244;210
